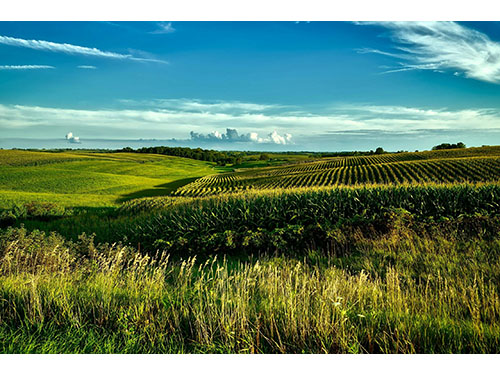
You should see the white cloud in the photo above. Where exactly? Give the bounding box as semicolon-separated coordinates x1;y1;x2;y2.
0;65;54;70
356;47;406;59
176;100;278;113
1;101;500;142
190;128;293;145
150;22;176;34
358;22;500;83
268;130;292;145
77;65;97;69
65;132;81;143
211;130;223;139
119;98;283;113
0;35;166;63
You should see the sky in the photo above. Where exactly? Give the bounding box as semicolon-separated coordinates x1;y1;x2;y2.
1;21;500;151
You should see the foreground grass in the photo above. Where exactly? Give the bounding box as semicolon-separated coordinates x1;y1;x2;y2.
0;227;499;353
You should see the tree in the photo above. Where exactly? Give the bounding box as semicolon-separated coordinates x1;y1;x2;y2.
375;147;385;154
259;153;270;161
432;142;466;150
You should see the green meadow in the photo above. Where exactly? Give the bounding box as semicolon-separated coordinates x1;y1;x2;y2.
0;150;222;208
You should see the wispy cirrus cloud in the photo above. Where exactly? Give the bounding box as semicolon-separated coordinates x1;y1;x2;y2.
150;22;176;34
0;64;54;70
357;22;500;83
77;65;97;69
118;98;285;114
0;35;167;64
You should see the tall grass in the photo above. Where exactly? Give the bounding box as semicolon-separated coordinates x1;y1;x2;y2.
1;227;499;353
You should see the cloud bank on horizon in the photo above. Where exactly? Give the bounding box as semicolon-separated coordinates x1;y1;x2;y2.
1;99;500;150
1;100;497;136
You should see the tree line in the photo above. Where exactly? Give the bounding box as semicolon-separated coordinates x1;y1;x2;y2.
118;146;243;165
432;142;466;150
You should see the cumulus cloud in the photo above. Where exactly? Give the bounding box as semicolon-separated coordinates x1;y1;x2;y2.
357;22;500;83
190;128;293;145
0;65;54;70
268;130;293;145
0;35;166;63
65;132;81;144
150;22;176;34
77;65;97;69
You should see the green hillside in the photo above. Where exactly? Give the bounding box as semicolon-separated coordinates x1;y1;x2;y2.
0;150;221;208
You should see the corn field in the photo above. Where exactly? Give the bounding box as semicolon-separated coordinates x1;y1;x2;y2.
174;147;500;197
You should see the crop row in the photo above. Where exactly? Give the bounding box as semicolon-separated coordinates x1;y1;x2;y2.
235;146;500;181
174;156;500;197
131;183;500;256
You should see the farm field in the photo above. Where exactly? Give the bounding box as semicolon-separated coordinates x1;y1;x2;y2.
6;19;500;362
174;146;500;196
0;150;222;208
3;147;499;208
1;147;500;353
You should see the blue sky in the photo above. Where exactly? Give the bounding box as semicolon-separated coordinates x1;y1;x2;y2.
1;21;500;151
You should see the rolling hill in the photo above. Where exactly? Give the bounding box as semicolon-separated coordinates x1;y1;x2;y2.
173;146;500;197
0;150;222;208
